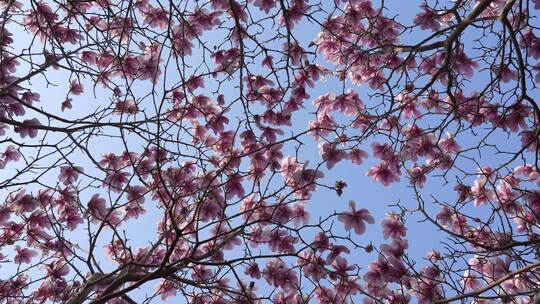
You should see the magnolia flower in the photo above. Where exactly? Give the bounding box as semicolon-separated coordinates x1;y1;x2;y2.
253;0;276;13
104;171;131;192
14;245;38;264
69;80;84;95
381;213;407;239
58;166;83;185
16;118;41;138
319;142;346;169
366;161;401;186
338;200;374;235
414;4;441;31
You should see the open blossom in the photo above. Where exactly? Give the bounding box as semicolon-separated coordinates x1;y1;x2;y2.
143;6;169;29
525;191;540;214
244;262;261;279
414;4;441;31
155;280;177;300
267;228;297;253
381;213;407;239
114;100;138;114
319;142;346;169
186;75;204;92
69;80;84;95
366;161;401;186
99;153;124;170
325;244;350;264
253;0;276;13
338;200;374;235
225;173;245;199
291;203;310;226
87;194;108;220
492;64;518;83
347;148;368;165
58;166;83;185
9;192;38;214
14;245;38;264
3;145;21;162
104;171;131;192
43;260;70;278
503;102;530;132
290;161;324;187
439;132;461;153
407;164;427;188
381;239;408;258
263;259;298;290
60;205;84;230
299;251;328;282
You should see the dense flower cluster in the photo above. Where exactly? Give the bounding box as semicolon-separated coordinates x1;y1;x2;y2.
0;0;539;303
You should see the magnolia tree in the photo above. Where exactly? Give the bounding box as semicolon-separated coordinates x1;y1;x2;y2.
0;0;540;303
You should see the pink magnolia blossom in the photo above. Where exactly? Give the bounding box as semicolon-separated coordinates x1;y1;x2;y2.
244;262;261;279
366;161;401;186
114;100;138;114
143;7;169;29
263;259;298;290
104;171;131;192
3;146;21;162
16;118;41;138
381;213;407;239
58;166;83;185
347;148;368;165
492;64;518;83
338;200;374;235
253;0;276;13
14;245;38;264
69;80;84;95
407;164;427;188
87;194;108;221
319;142;346;169
414;4;441;31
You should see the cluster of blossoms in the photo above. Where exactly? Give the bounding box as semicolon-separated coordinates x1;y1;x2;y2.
0;0;539;303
